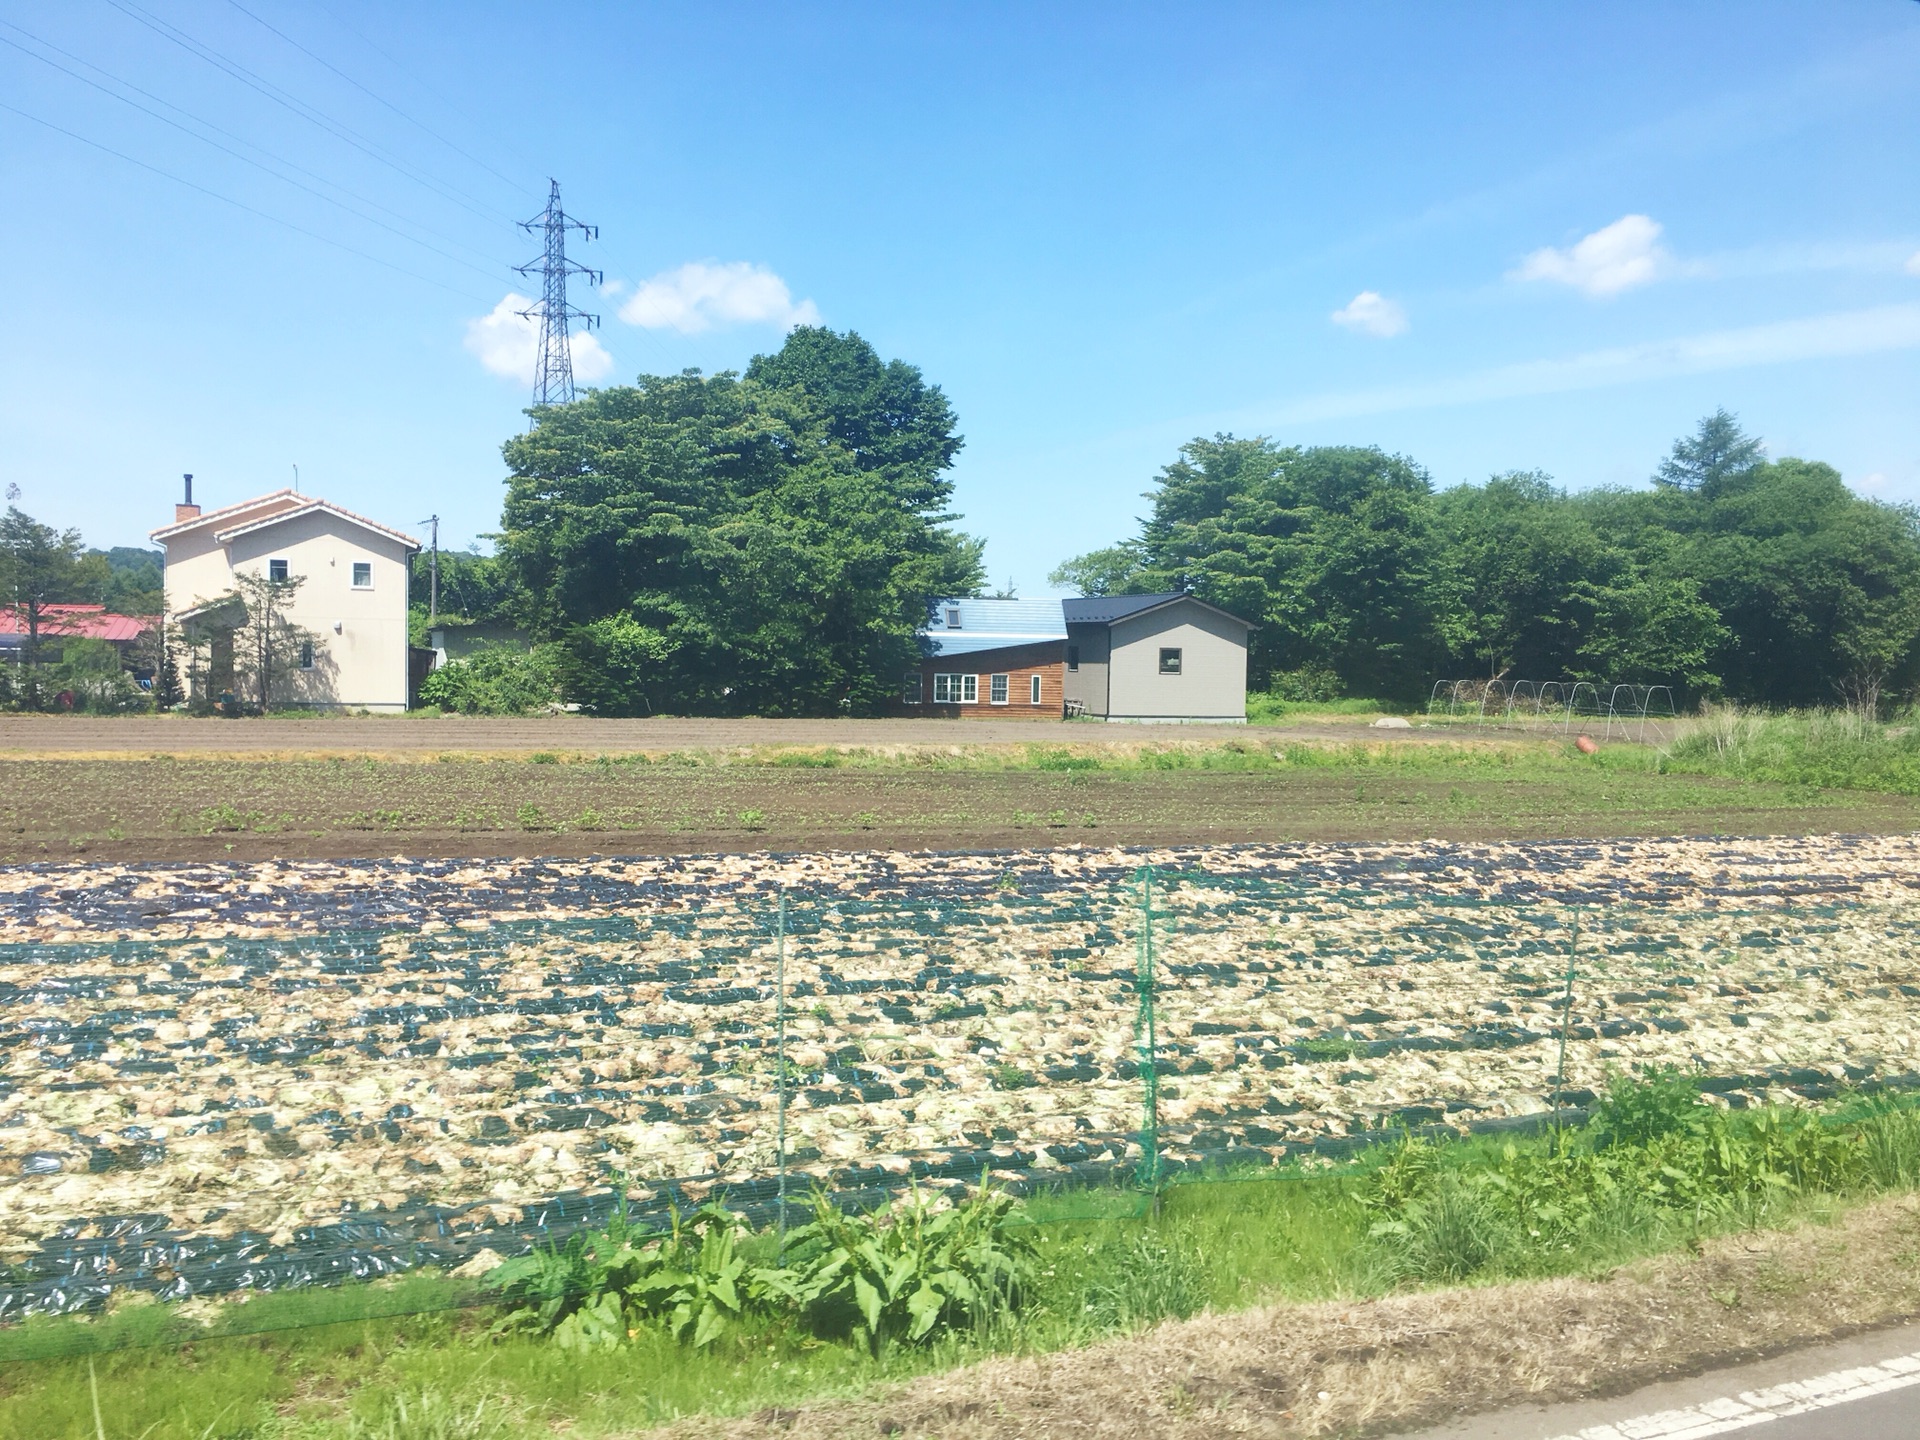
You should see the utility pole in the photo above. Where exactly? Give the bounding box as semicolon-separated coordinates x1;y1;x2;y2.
419;515;439;625
514;180;601;406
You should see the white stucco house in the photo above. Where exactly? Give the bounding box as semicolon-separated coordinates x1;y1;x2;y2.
151;483;420;711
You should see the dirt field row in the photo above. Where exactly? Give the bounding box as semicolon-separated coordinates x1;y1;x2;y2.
0;715;1406;756
2;755;1916;864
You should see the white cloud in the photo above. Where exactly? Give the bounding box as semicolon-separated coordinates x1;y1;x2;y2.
1907;250;1920;276
1330;290;1408;338
1258;302;1920;426
617;261;821;334
1512;214;1671;297
464;293;615;387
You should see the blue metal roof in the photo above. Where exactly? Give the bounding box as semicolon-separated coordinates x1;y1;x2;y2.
923;598;1066;657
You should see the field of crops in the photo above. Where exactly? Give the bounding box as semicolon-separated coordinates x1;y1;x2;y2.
4;834;1919;1319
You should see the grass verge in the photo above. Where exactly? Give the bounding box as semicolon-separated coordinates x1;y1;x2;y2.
6;1081;1920;1439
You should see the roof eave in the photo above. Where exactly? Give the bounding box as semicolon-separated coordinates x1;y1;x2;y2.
148;488;302;541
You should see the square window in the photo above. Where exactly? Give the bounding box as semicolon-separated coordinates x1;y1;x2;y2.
990;673;1009;705
903;671;923;704
933;673;961;703
298;640;314;670
1067;644;1080;672
1030;674;1042;705
268;558;289;583
1159;647;1183;675
352;561;373;588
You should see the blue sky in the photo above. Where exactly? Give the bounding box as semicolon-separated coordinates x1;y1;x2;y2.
4;1;1919;594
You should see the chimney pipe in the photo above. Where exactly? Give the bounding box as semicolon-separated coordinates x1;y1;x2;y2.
175;472;201;524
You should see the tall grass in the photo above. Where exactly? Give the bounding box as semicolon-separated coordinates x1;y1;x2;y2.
1658;704;1920;796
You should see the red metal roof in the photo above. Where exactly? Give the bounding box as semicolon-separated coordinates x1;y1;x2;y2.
0;604;153;642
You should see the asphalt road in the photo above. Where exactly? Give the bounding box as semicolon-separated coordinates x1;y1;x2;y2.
1390;1321;1920;1439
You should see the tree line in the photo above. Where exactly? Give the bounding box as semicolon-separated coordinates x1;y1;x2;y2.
1052;411;1920;708
424;327;982;716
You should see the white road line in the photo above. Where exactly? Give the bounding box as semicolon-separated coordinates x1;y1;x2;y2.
1548;1351;1920;1439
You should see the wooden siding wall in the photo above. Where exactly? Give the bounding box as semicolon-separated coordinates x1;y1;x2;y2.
898;643;1066;720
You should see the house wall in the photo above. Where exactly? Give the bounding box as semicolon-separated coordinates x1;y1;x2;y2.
160;496;306;619
899;641;1066;720
1106;599;1249;721
1062;622;1112;717
164;504;415;711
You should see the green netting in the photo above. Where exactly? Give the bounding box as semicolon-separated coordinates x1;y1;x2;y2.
5;841;1916;1355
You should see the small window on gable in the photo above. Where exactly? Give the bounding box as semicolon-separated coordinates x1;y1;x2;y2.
1159;647;1183;675
268;558;289;583
1067;644;1080;672
1030;673;1042;705
298;640;315;670
990;673;1009;705
945;606;962;628
903;671;923;704
352;561;372;588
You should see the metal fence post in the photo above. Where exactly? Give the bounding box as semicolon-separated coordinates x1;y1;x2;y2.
1551;912;1583;1134
1136;864;1160;1191
775;888;789;1256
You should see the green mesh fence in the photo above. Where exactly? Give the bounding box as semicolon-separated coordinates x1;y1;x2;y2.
5;839;1918;1359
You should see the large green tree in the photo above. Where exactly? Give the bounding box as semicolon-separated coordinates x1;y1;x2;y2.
1052;438;1458;700
0;505;98;706
498;329;982;716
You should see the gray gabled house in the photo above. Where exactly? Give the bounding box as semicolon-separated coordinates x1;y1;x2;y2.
1061;592;1253;722
903;591;1253;723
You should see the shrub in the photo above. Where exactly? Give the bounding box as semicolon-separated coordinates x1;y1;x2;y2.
487;1201;760;1351
773;1186;1037;1355
1589;1066;1708;1149
47;638;149;714
418;643;560;715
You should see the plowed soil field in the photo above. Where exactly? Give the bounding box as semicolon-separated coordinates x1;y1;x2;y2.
2;754;1916;865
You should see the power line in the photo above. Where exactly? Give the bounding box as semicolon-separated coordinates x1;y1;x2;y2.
99;0;520;231
309;1;546;191
0;98;495;302
221;0;528;195
0;24;514;286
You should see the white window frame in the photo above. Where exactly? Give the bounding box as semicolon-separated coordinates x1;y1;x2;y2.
933;673;978;704
989;673;1009;705
351;561;373;589
902;671;923;705
945;606;962;628
1030;673;1043;705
